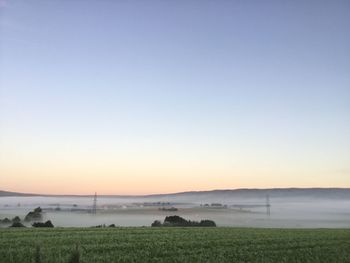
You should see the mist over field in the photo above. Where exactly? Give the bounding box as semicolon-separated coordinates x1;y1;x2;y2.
1;189;349;228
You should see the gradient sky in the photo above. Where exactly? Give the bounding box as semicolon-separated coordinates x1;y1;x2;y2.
0;0;349;195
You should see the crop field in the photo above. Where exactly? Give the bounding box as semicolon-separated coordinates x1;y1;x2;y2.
0;227;350;263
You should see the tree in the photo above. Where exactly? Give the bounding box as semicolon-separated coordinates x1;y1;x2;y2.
164;216;189;226
199;220;216;227
34;207;42;213
10;222;25;227
0;218;11;224
32;220;54;228
151;216;217;227
25;207;43;222
12;216;21;223
151;220;162;227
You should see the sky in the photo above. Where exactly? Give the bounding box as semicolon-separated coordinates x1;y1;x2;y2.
0;0;349;195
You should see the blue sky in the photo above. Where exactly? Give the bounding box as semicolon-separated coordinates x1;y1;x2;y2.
0;0;349;194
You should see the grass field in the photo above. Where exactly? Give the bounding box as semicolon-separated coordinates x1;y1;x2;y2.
0;227;350;263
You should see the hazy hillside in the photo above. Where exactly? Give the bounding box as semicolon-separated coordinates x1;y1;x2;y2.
0;190;38;197
148;188;350;199
1;188;350;200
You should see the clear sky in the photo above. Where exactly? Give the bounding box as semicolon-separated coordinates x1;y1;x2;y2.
0;0;349;195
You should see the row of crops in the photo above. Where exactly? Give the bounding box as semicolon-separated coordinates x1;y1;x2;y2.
0;227;349;262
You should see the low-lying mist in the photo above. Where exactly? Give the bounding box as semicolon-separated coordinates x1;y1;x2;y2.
1;194;349;228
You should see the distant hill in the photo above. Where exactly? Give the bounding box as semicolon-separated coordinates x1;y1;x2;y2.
146;188;350;200
0;190;38;197
1;188;350;200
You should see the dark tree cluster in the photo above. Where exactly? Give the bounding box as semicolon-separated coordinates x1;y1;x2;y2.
158;207;178;211
25;207;43;221
0;207;57;229
0;217;11;225
151;220;162;227
152;215;216;227
1;216;26;227
91;224;116;228
12;216;21;223
10;222;25;228
32;220;54;228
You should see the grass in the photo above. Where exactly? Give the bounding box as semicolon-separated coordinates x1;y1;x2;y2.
0;227;349;262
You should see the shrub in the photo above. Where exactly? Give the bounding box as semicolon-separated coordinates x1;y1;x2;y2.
32;220;54;228
151;220;162;227
164;216;189;226
25;207;43;222
152;216;216;227
0;218;11;224
10;222;25;227
12;216;21;223
34;207;42;213
199;220;216;227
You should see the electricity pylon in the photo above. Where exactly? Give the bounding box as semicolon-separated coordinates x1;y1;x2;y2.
92;192;97;214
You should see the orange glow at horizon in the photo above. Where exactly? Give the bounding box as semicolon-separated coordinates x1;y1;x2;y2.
1;127;349;195
1;152;349;195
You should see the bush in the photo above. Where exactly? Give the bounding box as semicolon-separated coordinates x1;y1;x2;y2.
25;207;43;222
152;216;216;227
34;207;42;213
91;224;106;228
12;216;21;223
32;220;54;228
0;218;11;224
164;216;189;226
151;220;162;227
199;220;216;227
10;222;25;227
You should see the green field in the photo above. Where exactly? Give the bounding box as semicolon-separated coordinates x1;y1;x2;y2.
0;227;350;263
